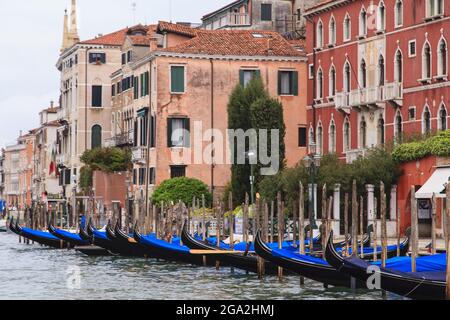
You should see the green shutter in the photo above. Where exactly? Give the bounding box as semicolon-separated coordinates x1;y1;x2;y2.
184;118;190;147
140;74;144;97
292;71;299;96
171;66;184;93
255;69;261;79
239;70;245;86
167;118;173;147
144;72;149;95
277;71;282;95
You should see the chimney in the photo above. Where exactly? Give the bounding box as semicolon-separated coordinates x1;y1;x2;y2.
50;100;54;108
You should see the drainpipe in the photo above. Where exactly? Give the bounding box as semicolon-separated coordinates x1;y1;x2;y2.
144;59;152;228
305;15;317;143
210;58;215;201
84;47;92;152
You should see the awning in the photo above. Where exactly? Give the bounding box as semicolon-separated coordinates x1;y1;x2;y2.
415;167;450;199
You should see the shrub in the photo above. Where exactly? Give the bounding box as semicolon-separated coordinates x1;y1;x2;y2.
152;177;212;207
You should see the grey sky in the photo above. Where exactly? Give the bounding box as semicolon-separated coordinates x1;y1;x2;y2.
0;0;231;148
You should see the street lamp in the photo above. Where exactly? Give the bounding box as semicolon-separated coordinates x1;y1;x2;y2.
246;151;256;205
303;142;321;231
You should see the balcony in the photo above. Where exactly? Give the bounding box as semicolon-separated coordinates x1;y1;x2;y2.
335;82;403;111
106;131;134;148
132;147;148;164
227;13;250;27
345;149;367;164
56;153;69;166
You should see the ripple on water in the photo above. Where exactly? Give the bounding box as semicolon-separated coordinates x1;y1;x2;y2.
0;233;390;300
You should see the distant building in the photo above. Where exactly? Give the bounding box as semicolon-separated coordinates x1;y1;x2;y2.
201;0;322;38
0;151;5;204
111;22;308;207
33;103;61;203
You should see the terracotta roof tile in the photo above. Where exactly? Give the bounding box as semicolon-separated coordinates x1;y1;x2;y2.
80;24;156;46
157;21;199;38
160;30;305;57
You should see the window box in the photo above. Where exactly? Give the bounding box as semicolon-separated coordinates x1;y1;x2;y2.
434;75;448;81
375;29;385;35
418;78;432;84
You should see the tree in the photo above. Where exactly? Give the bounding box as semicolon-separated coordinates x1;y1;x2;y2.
152;177;212;207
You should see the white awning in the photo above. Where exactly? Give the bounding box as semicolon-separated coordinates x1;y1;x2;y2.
415;167;450;199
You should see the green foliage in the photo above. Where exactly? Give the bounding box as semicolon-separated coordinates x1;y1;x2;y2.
392;130;450;163
80;147;131;172
227;76;286;206
152;177;212;207
250;97;286;185
79;147;131;194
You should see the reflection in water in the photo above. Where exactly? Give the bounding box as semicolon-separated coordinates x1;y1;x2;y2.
0;234;391;300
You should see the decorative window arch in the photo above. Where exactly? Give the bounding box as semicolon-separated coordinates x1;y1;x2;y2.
437;37;448;76
343;13;351;41
438;103;448;131
343;60;351;92
359;116;367;149
329;119;336;153
309;126;315;152
317;67;324;99
91;124;102;149
377;116;385;145
395;110;403;142
359;7;367;36
317;19;324;48
422;105;432;134
377;1;386;31
360;59;367;88
316;122;323;155
329;65;336;97
422;41;432;79
378;54;385;86
395;0;403;27
343;117;351;151
329;16;336;45
394;49;403;82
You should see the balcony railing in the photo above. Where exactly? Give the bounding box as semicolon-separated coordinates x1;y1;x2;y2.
56;153;69;165
106;131;134;148
335;82;403;111
227;13;250;26
132;147;148;164
345;149;367;164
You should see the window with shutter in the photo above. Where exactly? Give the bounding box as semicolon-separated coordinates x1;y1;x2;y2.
168;117;190;147
298;127;307;147
171;66;185;93
149;168;156;185
278;71;298;96
239;69;260;87
170;166;186;178
150;115;156;148
91;125;102;149
92;85;102;107
261;4;272;21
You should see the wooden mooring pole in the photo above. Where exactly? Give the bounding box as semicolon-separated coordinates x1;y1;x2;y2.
410;187;418;273
445;182;450;300
277;192;283;281
351;180;358;257
359;196;364;259
431;194;437;255
344;193;349;257
373;198;378;262
380;182;387;268
299;182;305;286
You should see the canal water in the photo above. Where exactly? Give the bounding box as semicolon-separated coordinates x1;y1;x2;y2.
0;233;397;300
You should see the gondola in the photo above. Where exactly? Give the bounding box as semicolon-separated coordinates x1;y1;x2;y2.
8;217;20;235
181;223;281;274
87;219;120;254
254;230;366;287
111;222;151;257
325;231;447;300
134;227;219;266
48;223;90;247
15;221;71;249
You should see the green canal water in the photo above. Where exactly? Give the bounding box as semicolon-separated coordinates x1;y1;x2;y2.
0;233;400;300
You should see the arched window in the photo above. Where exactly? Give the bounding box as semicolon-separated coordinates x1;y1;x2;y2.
317;123;323;155
343;13;351;41
359;8;367;36
329;120;336;153
437;0;444;15
395;111;403;142
378;55;385;86
439;104;447;130
317;68;324;99
344;61;351;92
360;116;367;148
423;42;432;79
329;65;336;97
309;126;315;152
438;38;448;76
394;50;403;82
395;0;403;27
317;20;323;48
91;125;102;149
378;116;385;145
377;1;386;31
360;59;367;88
343;118;351;151
422;106;432;134
329;17;336;45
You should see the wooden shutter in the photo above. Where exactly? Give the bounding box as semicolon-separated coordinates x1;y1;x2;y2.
92;85;102;107
171;66;184;93
255;69;261;79
91;125;102;149
183;118;190;147
292;71;299;96
239;70;245;86
150;115;156;147
167;118;173;147
277;71;282;95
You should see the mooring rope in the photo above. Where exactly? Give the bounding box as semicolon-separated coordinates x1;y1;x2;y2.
403;277;427;298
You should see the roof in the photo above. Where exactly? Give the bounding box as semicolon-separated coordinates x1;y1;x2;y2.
157;21;199;38
304;0;351;15
80;24;155;46
42;107;59;114
160;30;305;57
202;0;247;20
